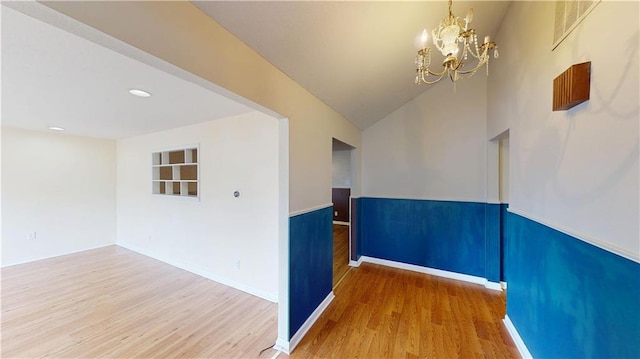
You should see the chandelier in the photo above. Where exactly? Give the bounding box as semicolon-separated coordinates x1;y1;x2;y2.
414;0;499;84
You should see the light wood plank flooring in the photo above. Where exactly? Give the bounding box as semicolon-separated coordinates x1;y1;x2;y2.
1;246;279;358
292;263;519;358
332;224;350;287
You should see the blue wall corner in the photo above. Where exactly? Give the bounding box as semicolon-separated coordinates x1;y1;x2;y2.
506;212;640;358
289;206;333;339
351;197;363;261
485;204;501;283
499;204;508;282
359;198;489;278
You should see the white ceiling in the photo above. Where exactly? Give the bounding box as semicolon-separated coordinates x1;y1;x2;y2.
1;5;253;140
194;1;511;129
2;2;511;139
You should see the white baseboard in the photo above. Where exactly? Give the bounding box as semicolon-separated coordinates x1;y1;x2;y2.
332;221;350;226
1;243;115;268
503;315;533;359
273;337;289;354
484;281;502;291
288;291;335;353
349;256;364;267
116;243;278;303
359;256;502;291
501;281;508;290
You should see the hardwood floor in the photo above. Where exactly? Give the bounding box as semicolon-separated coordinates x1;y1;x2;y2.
2;245;517;358
1;246;280;358
332;224;350;287
292;263;519;358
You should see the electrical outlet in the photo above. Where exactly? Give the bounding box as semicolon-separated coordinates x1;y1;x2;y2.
235;260;241;270
334;211;338;216
27;232;37;240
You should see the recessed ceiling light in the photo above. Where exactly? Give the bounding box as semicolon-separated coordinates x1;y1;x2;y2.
48;126;65;131
129;89;151;97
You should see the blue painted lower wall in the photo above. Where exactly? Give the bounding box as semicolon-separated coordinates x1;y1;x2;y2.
359;197;501;280
289;206;333;339
485;203;501;283
500;203;508;282
354;197;639;357
507;212;640;358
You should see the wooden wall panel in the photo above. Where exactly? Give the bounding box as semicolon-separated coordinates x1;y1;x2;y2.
552;62;590;111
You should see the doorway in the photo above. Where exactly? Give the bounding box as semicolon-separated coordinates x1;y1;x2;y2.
332;138;355;287
498;133;509;283
489;129;509;286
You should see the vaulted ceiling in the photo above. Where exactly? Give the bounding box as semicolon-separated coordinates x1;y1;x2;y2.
194;1;510;129
2;1;510;139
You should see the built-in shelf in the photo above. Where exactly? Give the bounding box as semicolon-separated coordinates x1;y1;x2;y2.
152;146;199;197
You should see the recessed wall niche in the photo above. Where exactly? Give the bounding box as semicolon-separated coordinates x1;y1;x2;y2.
152;145;199;198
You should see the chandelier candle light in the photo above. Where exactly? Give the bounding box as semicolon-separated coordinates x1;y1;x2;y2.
414;0;498;84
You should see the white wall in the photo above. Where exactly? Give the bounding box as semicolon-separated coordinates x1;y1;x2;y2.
1;127;116;266
32;1;361;346
362;73;488;202
39;1;362;215
116;112;280;300
332;150;352;188
488;1;639;259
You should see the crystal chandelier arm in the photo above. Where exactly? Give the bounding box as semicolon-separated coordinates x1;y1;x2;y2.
463;38;496;60
425;66;449;77
418;71;447;85
417;65;448;84
415;46;449;84
456;42;496;75
455;56;488;75
454;65;483;77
